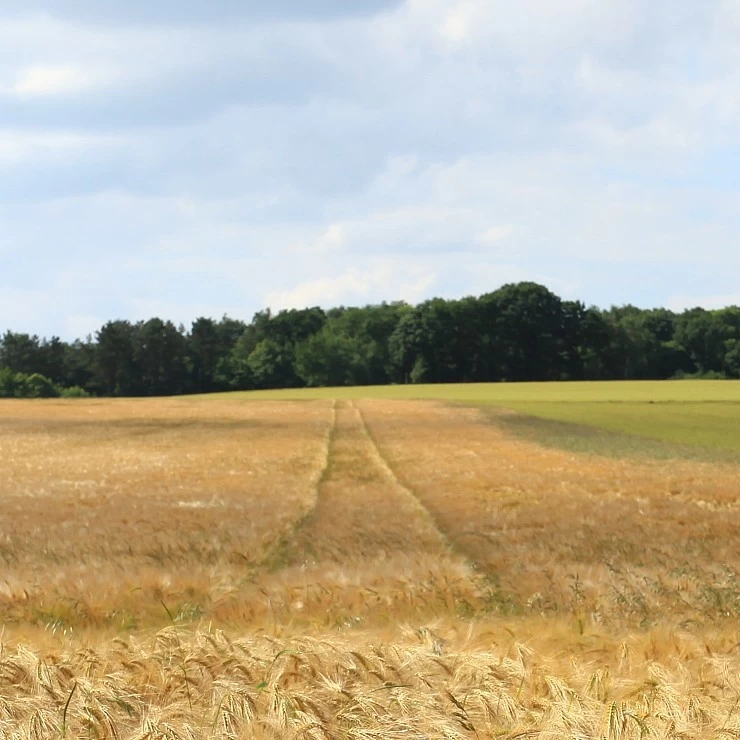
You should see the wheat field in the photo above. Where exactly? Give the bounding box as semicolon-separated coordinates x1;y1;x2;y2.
2;394;740;738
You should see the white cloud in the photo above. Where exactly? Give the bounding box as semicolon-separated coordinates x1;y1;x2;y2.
265;263;437;311
385;154;419;177
1;1;740;338
439;6;473;45
266;269;385;310
315;205;481;255
478;225;514;245
404;0;642;57
313;223;344;253
9;65;98;96
0;130;116;163
399;272;437;303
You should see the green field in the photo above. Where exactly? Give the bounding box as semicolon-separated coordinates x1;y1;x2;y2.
218;380;740;455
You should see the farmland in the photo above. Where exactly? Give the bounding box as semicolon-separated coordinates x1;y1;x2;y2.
226;379;740;454
1;382;740;737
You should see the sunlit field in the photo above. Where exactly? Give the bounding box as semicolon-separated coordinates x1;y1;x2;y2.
2;384;740;737
222;379;740;453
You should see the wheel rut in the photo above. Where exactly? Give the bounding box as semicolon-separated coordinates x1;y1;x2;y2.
353;399;506;573
284;400;450;565
259;399;336;570
352;401;456;553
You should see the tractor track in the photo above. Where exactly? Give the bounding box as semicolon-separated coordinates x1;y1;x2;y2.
259;399;337;570
351;401;456;555
281;400;453;565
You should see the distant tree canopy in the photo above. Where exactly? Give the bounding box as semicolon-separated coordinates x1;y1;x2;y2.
1;282;739;398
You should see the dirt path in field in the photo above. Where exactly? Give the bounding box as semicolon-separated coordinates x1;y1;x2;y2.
285;400;450;564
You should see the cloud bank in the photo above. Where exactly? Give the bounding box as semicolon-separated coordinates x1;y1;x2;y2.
1;1;739;337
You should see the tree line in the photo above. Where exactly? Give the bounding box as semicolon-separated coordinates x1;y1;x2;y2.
1;282;739;398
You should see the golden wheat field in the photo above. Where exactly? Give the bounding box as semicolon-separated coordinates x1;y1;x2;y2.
2;395;740;739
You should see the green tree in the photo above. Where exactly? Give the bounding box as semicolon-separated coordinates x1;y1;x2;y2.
189;317;222;393
95;321;139;396
388;311;425;383
134;318;189;396
724;339;740;378
486;282;565;381
247;339;296;389
314;302;409;385
36;337;67;384
0;367;17;397
269;307;326;346
220;332;256;390
296;328;369;387
0;332;42;375
675;309;727;375
19;373;59;398
62;339;97;394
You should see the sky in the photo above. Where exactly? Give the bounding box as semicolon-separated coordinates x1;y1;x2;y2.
2;0;740;339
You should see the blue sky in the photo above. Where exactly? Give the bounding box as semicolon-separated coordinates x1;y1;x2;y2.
2;0;740;339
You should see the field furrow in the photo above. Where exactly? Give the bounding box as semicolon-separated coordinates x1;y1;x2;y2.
286;400;449;562
353;401;454;550
258;398;338;569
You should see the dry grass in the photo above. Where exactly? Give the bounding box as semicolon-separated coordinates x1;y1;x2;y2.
2;395;740;738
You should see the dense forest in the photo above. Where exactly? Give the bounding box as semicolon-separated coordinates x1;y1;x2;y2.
1;282;739;397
